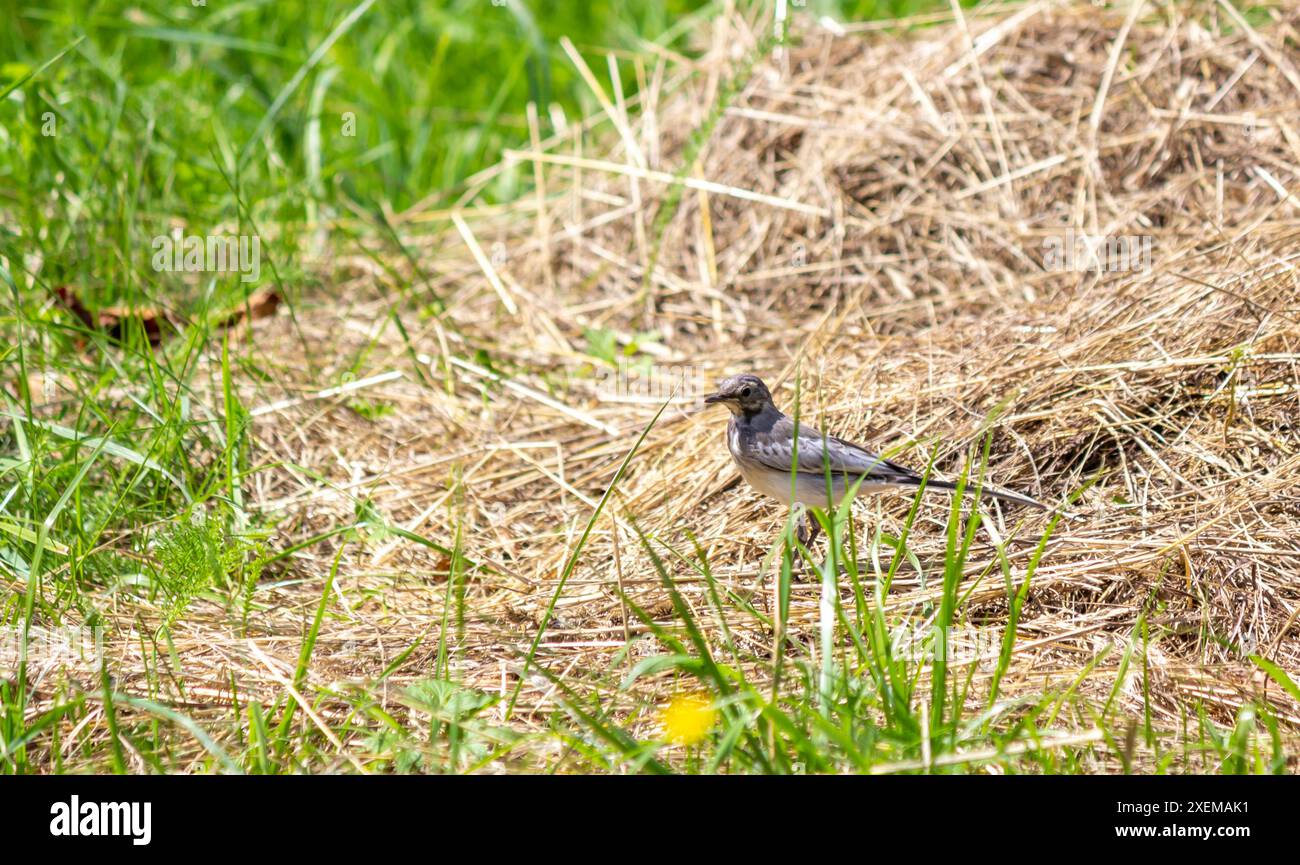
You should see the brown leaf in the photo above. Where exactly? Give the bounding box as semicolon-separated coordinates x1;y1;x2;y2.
51;286;95;330
211;288;282;331
51;285;281;347
53;286;172;346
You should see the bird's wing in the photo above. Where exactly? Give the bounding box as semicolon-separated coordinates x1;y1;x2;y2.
752;419;922;483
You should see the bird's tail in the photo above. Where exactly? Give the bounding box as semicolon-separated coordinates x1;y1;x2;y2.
900;476;1049;511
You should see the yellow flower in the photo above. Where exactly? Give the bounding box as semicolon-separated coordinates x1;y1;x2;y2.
661;692;716;746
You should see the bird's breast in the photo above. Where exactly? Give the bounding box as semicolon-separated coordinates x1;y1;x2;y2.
726;417;743;459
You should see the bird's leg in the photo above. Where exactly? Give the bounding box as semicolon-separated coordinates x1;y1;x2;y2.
792;509;821;578
790;510;807;578
795;509;821;548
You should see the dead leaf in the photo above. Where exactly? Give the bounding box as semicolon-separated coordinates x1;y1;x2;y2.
52;286;172;346
51;285;281;347
211;288;282;331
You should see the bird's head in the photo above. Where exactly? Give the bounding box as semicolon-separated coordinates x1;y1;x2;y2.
704;374;774;416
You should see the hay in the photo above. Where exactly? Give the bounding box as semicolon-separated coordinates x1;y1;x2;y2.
60;1;1300;770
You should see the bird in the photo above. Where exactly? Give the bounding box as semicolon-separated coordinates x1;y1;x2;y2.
703;373;1046;556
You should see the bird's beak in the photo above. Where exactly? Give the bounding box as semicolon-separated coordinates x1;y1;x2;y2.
703;392;726;404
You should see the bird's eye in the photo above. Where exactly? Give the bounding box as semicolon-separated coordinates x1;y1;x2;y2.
740;387;751;398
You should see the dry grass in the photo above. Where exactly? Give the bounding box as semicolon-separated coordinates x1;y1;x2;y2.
30;0;1300;772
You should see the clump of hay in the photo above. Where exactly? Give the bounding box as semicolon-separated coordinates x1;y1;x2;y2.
78;2;1300;770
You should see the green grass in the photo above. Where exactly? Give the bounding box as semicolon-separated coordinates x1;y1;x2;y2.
0;0;727;773
2;0;1290;774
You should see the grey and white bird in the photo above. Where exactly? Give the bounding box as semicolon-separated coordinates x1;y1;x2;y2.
704;373;1045;552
